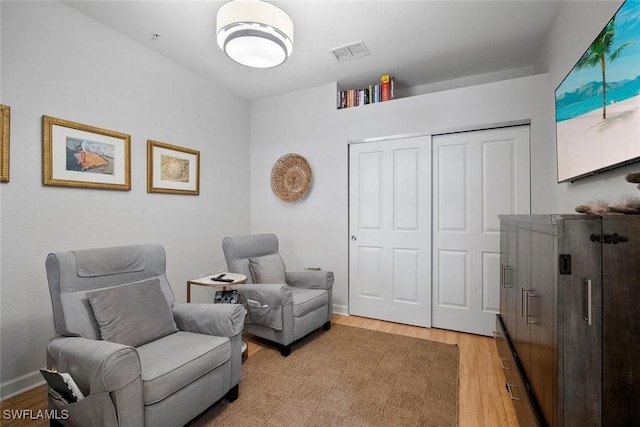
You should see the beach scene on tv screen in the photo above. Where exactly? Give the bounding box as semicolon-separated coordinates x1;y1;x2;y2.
556;0;640;182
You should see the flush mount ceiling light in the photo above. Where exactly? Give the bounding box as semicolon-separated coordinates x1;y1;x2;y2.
216;0;294;68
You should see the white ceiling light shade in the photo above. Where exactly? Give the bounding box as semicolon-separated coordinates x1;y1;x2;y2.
216;0;294;68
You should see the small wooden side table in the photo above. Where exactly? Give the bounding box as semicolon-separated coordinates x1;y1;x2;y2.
186;273;247;303
186;272;249;361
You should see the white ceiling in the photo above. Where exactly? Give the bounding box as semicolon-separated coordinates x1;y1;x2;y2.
63;0;565;101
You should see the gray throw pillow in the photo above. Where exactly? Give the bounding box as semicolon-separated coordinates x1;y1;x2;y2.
87;278;177;347
249;253;286;283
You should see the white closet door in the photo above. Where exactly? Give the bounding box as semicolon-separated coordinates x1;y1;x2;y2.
348;135;432;327
432;126;530;336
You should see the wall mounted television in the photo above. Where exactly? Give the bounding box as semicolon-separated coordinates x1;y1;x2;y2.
555;0;640;183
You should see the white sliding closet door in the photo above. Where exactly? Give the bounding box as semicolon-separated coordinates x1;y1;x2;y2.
431;126;530;336
348;136;432;327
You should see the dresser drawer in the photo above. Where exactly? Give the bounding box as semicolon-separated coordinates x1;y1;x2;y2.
495;315;512;373
495;315;540;427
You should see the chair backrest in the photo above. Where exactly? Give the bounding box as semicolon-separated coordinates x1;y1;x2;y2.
222;234;281;283
45;244;175;339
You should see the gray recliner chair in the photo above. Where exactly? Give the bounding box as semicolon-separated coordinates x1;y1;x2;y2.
45;244;244;427
222;233;333;356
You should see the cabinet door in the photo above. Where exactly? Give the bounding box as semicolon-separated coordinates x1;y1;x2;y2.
560;218;601;426
601;217;640;425
528;222;557;426
514;224;531;377
501;222;518;335
500;222;508;319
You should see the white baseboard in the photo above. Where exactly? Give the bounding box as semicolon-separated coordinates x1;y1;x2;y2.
332;304;348;316
0;369;46;401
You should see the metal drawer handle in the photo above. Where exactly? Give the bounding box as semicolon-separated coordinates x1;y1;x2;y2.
499;357;510;370
526;292;536;325
584;279;592;326
521;287;531;321
506;383;520;401
502;265;512;287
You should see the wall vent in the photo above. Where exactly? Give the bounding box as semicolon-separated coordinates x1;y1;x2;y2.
329;41;370;63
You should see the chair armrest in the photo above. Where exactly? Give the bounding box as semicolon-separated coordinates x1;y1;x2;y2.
172;303;245;338
286;270;334;290
47;336;141;396
231;283;293;307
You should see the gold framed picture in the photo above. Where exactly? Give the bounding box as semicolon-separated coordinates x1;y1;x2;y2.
147;140;200;195
43;115;131;190
1;105;10;183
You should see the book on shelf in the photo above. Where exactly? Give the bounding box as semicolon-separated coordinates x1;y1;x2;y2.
381;74;391;101
337;74;395;109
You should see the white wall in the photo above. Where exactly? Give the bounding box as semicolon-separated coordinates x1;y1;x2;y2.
250;84;349;312
399;65;535;98
0;1;250;398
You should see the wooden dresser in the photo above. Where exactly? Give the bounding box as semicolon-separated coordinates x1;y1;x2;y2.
496;215;640;426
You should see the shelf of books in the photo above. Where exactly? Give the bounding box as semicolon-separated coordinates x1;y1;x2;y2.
337;74;395;109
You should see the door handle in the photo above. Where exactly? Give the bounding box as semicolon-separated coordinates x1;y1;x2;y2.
521;287;529;319
525;292;536;325
501;265;512;288
584;279;592;326
521;287;533;324
351;235;357;241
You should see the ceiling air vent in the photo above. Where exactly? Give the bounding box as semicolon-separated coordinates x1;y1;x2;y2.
329;41;370;63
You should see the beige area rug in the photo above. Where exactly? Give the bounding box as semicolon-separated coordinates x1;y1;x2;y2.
191;324;459;427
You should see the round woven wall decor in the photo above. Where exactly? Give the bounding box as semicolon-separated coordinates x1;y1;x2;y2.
271;153;312;202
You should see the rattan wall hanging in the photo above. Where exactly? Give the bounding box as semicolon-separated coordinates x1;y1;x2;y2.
270;153;312;202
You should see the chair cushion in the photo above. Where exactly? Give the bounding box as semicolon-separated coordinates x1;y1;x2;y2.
86;278;177;347
291;287;328;318
136;331;231;405
249;253;286;283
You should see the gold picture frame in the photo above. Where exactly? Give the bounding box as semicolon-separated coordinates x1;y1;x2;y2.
1;105;10;182
43;115;131;190
147;140;200;195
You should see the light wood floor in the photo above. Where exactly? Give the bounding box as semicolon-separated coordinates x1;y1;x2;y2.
1;314;518;427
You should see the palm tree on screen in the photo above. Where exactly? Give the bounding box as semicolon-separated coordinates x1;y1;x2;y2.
575;16;632;120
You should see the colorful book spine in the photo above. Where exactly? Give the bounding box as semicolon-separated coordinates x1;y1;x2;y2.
337;74;395;109
381;74;391;102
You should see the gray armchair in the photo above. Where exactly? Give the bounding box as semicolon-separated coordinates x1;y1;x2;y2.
45;244;244;427
222;233;333;356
